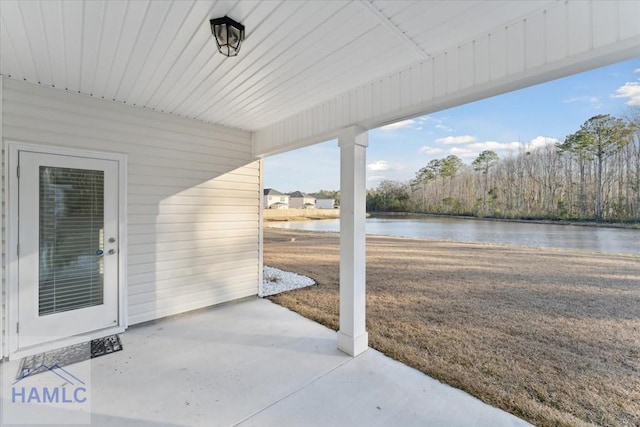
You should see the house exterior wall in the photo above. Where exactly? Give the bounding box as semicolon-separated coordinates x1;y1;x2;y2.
264;195;289;209
1;78;261;354
289;197;316;209
316;199;335;209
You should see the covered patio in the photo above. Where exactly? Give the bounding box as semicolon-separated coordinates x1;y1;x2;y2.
1;0;639;424
3;298;531;426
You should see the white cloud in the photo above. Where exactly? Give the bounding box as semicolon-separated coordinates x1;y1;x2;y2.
478;141;506;150
528;136;559;150
366;160;406;172
435;135;477;145
417;116;434;123
380;119;415;131
562;96;603;109
415;115;454;132
367;160;390;171
462;141;509;153
420;135;561;162
447;136;559;160
563;96;594;103
634;68;640;74
613;82;640;106
449;147;477;159
367;175;388;183
451;142;508;160
418;146;445;155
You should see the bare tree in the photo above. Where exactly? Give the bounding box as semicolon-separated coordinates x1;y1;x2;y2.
472;150;499;214
575;115;633;220
375;114;639;222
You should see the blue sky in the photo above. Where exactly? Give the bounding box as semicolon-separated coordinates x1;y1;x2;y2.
263;58;640;193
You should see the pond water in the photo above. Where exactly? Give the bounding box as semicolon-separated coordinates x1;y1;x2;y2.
266;215;640;256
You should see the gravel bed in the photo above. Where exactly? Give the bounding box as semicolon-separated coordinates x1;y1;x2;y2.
262;266;316;296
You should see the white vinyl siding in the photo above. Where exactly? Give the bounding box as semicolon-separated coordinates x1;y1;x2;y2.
316;199;335;209
289;197;316;209
264;194;289;209
1;78;260;331
1;76;4;356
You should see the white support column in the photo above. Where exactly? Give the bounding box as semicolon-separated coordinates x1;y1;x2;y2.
337;126;369;356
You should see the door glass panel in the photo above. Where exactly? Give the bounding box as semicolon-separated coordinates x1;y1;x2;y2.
39;166;105;316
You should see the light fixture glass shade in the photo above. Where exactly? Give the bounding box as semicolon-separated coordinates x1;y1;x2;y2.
210;16;245;57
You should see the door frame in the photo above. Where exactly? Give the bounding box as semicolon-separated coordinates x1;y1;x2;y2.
5;141;128;359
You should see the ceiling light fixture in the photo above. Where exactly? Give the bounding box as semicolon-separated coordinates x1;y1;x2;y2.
210;16;245;57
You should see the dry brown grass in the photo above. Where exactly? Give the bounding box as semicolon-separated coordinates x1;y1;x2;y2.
264;228;640;427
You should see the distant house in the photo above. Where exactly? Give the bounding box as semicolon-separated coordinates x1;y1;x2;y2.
289;191;316;209
264;189;290;209
314;195;336;209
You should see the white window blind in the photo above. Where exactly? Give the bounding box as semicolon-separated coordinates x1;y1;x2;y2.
39;166;105;316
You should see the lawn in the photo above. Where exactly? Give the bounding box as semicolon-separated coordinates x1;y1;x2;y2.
264;228;640;427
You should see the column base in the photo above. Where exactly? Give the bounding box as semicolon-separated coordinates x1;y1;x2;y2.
337;331;369;356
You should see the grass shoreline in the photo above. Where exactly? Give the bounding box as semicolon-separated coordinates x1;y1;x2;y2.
264;228;640;427
368;211;640;229
263;208;342;222
264;210;640;228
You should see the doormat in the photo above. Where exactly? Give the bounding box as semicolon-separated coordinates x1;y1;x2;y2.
16;335;123;380
91;334;123;358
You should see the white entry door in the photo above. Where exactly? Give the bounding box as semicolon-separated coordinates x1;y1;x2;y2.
17;150;120;349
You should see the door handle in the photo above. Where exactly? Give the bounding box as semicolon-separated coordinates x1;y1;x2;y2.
108;249;116;255
108;237;116;243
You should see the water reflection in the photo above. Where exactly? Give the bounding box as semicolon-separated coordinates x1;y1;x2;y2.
267;216;640;256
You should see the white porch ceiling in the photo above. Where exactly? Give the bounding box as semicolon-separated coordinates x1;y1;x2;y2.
2;1;639;156
1;0;555;133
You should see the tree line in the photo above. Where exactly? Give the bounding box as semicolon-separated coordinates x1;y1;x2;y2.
366;112;640;222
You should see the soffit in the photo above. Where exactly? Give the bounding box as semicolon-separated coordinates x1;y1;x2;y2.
0;0;555;132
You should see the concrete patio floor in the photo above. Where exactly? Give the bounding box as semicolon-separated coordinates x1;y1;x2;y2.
2;298;532;426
